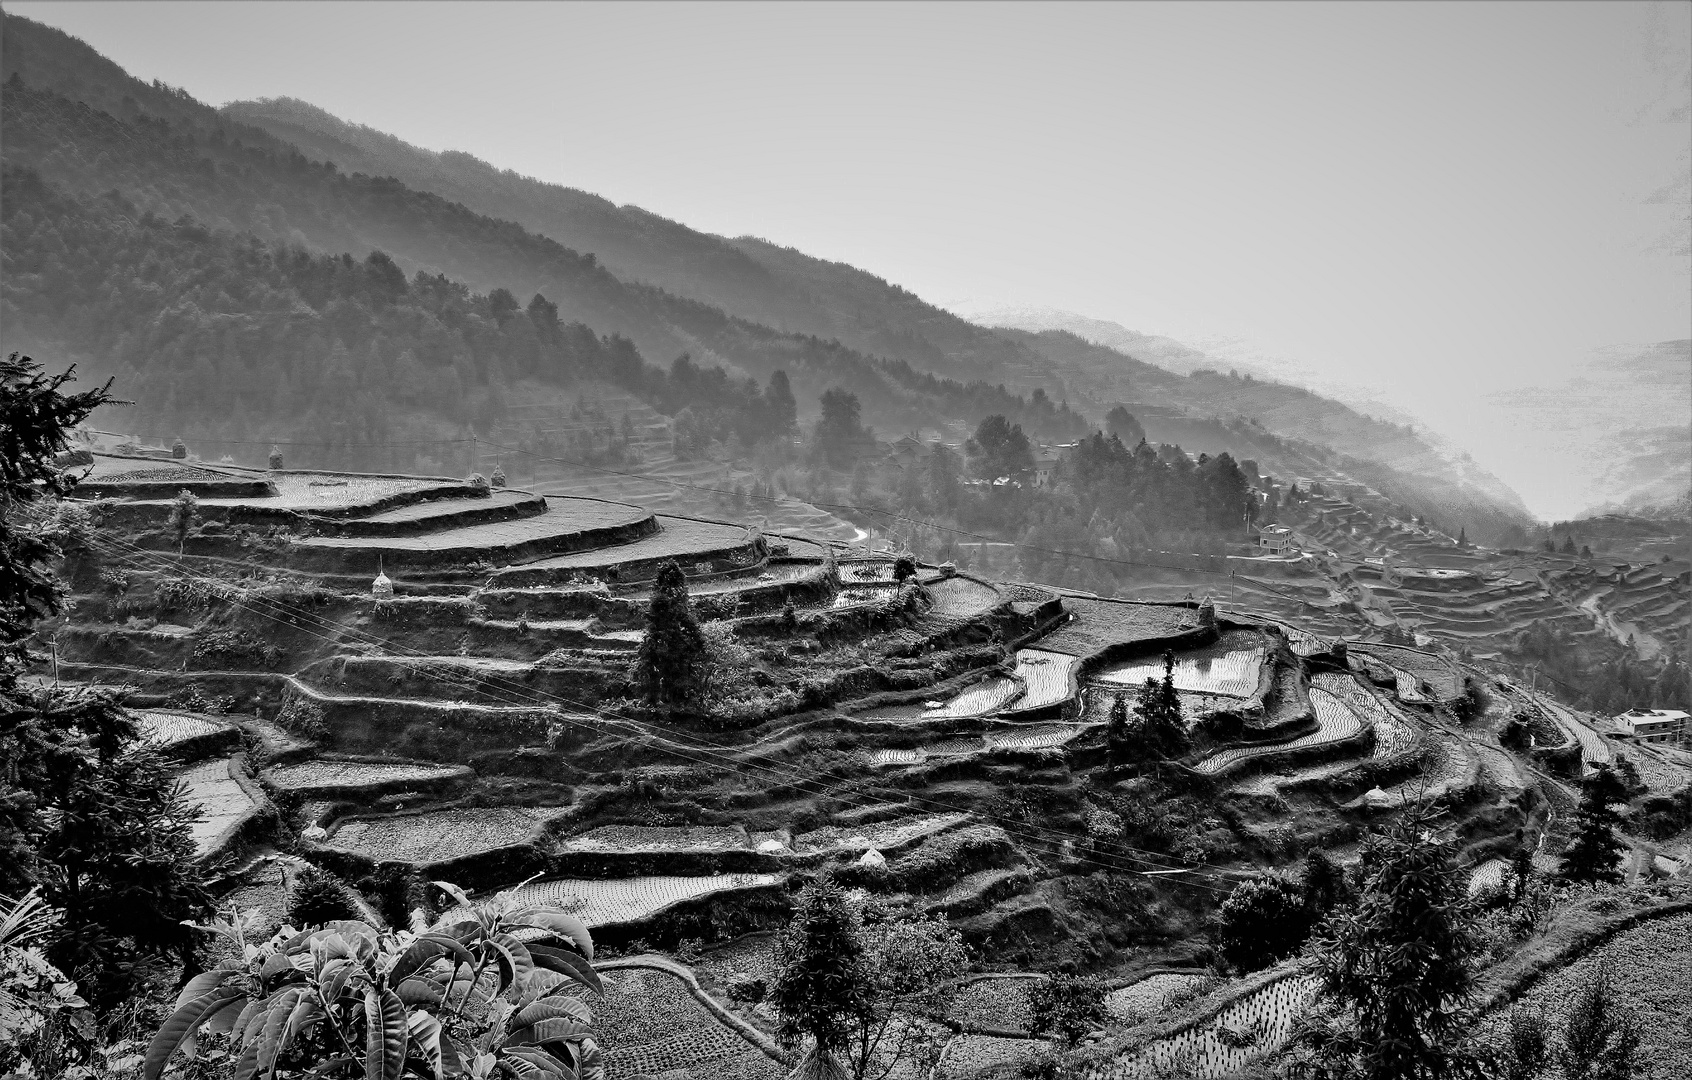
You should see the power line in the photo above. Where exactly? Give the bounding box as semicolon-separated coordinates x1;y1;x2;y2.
82;534;1252;892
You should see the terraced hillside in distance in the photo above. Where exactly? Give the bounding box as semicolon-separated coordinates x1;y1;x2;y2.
41;453;1692;1080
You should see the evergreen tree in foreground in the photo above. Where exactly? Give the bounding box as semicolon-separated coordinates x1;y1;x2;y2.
1560;765;1629;886
1557;966;1642;1080
1;353;209;1009
632;558;708;706
1296;807;1488;1079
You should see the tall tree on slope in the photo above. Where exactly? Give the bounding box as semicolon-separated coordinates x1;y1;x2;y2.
0;354;209;1008
632;558;708;707
1560;764;1630;886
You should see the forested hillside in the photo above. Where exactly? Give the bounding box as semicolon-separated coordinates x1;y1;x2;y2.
0;15;1081;444
0;12;1535;539
220;94;1051;383
994;328;1536;540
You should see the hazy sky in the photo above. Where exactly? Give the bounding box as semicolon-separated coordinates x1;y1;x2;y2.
12;0;1692;516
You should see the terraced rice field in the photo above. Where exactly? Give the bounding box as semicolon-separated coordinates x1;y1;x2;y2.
219;472;457;510
1007;649;1082;711
988;724;1086;752
694;933;778;991
1035;599;1198;657
1351;644;1463;701
793;813;968;855
1357;657;1431;704
923;576;1003;619
597;967;783;1080
618;559;819;600
297;499;649;556
1310;673;1417;759
1476;913;1692;1080
893;680;1021;724
927;737;986;757
1194;688;1366;775
948;976;1040;1033
832;585;900;608
492;874;782;928
1278;625;1331;658
871;747;926;767
1540;698;1612;770
561;825;752;853
1086;974;1319;1078
1467;858;1511;897
332;490;539;529
505;515;749;573
1104;973;1218;1025
323;806;562;864
870;725;1084;766
839;560;898;583
1093;648;1265;698
263;759;470;794
137;710;229;751
938;1034;1046;1078
1375;729;1472;803
178;758;259;858
86;458;245;485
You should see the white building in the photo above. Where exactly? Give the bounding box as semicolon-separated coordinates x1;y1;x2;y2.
1612;708;1688;744
1258;524;1296;556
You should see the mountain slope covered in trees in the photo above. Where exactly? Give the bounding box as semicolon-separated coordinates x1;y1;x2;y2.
212;93;1529;507
219;94;1050;384
0;13;1081;445
0;11;1535;539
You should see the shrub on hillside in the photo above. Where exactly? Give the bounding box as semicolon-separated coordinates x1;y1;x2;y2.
1028;973;1108;1046
189;628;280;668
1215;874;1313;972
285;864;359;927
276;697;328;741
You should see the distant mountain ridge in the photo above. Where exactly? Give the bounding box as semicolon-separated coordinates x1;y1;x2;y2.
219;95;1042;384
2;11;1541;539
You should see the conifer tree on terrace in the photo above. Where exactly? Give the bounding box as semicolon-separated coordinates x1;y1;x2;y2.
1134;650;1188;760
1560;764;1629;886
632;558;707;706
1106;691;1134;768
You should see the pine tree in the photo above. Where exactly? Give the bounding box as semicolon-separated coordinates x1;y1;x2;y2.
765;370;798;439
1557;966;1642;1080
1;354;209;1008
632;559;707;706
1134;650;1188;760
1560;765;1629;885
286;864;358;928
1106;692;1133;768
1301;848;1352;917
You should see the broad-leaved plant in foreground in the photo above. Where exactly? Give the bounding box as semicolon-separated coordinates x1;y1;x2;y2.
144;881;604;1080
